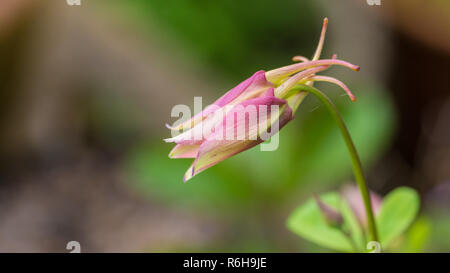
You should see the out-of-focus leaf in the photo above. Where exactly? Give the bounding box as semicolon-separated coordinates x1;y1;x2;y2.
377;187;420;248
287;192;364;252
403;216;431;252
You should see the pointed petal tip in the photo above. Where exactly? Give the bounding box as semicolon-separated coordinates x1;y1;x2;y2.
313;193;343;227
183;165;195;183
183;174;192;183
168;143;200;159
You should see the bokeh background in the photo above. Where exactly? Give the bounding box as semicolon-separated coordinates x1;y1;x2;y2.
0;0;449;252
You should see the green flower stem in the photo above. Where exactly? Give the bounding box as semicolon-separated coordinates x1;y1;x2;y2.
296;84;379;243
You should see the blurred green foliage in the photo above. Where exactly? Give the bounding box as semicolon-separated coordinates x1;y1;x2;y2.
287;187;421;252
111;0;321;80
287;191;363;252
377;187;420;248
401;216;432;252
427;212;450;252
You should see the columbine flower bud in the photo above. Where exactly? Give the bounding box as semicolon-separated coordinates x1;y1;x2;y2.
341;185;382;229
313;195;344;228
165;18;360;182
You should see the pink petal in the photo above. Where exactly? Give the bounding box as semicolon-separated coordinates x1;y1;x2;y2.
169;71;273;131
184;89;293;182
163;109;222;145
169;144;200;158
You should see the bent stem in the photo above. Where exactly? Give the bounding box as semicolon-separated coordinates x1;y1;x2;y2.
295;84;379;244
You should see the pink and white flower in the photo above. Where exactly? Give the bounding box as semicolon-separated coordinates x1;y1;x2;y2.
165;18;360;182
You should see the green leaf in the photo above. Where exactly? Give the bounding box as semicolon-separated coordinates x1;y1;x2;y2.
403;216;431;252
287;192;364;252
377;187;420;248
